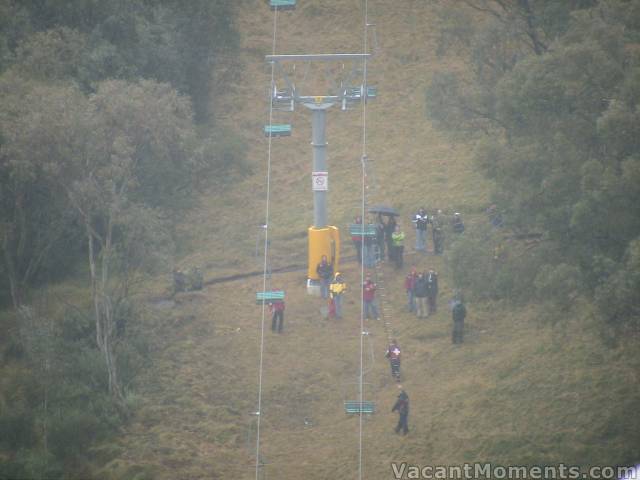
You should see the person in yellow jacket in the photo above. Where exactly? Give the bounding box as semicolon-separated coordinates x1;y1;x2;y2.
329;272;347;319
391;225;406;269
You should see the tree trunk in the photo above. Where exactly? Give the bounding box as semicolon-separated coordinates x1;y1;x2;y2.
518;0;546;55
95;215;126;405
2;230;23;309
86;218;125;405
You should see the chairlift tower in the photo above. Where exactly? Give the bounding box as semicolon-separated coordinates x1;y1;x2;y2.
266;53;375;295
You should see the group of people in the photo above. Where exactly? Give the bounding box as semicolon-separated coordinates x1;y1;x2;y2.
382;338;409;435
385;286;467;435
352;209;466;272
317;255;348;319
383;339;409;435
303;255;388;324
352;214;406;269
404;267;439;318
413;208;465;255
265;208;470;436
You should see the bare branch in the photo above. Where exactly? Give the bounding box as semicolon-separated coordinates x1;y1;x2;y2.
460;0;505;21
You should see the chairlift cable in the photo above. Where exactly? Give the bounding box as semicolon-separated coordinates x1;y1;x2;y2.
254;5;279;480
358;1;370;479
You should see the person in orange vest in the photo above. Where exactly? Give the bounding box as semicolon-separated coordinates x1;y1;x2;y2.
385;339;402;381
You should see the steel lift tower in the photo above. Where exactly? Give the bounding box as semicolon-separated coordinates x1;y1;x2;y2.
266;53;375;295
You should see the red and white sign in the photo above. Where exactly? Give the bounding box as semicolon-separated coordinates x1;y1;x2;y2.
312;171;328;191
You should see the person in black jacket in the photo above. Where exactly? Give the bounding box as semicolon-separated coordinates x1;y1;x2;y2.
375;213;386;262
316;255;333;299
384;216;397;261
426;269;439;316
432;225;445;255
452;212;465;234
452;298;467;344
392;386;409;435
414;272;428;318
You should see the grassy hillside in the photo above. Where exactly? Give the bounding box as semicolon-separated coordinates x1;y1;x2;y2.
100;1;640;479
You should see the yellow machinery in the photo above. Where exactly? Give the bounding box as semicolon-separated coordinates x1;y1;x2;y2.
263;54;372;294
307;226;340;295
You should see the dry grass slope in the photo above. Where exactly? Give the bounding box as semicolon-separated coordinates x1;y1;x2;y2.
102;1;640;479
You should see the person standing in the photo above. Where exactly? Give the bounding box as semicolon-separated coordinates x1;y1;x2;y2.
431;209;444;229
172;268;187;295
404;267;418;312
452;297;467;344
392;386;409;435
426;269;439;316
352;215;363;264
329;272;347;320
384;216;397;262
452;212;465;234
413;208;429;252
414;272;428;318
432;225;445;255
270;300;285;333
486;204;504;228
363;232;376;268
375;214;386;262
391;225;406;269
385;339;402;381
363;275;379;320
316;255;333;299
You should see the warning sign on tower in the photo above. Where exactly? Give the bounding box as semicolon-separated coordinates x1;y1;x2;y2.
312;171;328;191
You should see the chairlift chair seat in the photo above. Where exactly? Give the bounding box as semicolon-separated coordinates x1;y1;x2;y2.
343;86;377;100
264;124;292;137
272;87;295;111
349;223;377;237
256;290;285;304
269;0;296;10
341;86;377;110
344;400;376;414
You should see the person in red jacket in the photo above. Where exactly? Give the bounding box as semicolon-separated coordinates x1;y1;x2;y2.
363;275;379;320
404;267;418;312
269;301;285;333
385;339;402;381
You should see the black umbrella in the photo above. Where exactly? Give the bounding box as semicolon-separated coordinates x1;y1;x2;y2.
368;205;399;216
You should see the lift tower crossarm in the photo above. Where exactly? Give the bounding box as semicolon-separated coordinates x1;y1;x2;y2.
266;53;372;62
